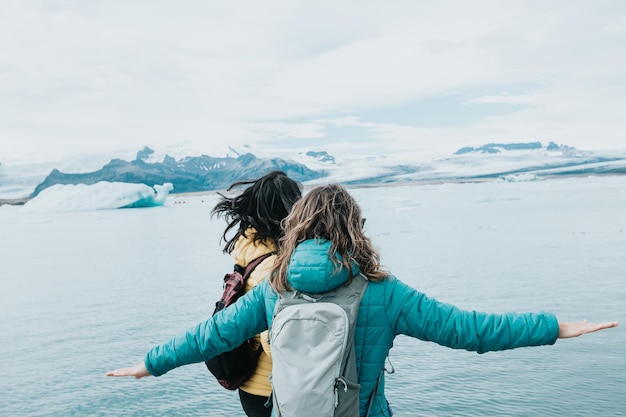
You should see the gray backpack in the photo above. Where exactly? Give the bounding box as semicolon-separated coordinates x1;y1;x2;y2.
269;273;369;417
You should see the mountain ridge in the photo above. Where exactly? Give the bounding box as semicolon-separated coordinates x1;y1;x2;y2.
6;141;626;201
30;147;325;197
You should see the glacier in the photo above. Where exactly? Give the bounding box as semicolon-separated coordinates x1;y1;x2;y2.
2;142;626;203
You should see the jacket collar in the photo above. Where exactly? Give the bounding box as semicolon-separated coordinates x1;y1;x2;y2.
232;228;277;266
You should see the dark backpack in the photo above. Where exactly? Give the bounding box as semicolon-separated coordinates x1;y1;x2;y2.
205;252;274;390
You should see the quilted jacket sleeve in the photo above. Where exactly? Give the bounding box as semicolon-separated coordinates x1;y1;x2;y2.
388;278;559;353
144;281;271;376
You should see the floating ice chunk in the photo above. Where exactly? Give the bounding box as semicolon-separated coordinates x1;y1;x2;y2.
23;182;173;212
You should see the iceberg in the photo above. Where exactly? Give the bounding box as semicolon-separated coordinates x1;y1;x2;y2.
23;182;173;212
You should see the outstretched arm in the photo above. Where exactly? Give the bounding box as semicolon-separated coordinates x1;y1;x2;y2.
558;320;618;339
106;362;150;378
390;278;619;352
105;281;272;378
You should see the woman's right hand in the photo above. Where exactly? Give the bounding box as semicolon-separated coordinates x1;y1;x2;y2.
106;362;150;378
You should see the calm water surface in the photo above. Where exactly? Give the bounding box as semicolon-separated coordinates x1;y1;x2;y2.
1;177;624;416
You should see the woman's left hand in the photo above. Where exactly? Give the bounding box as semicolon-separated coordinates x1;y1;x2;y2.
558;320;618;339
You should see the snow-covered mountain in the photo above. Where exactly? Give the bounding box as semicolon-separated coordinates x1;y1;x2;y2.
454;141;580;156
298;141;626;186
1;142;626;202
29;147;324;197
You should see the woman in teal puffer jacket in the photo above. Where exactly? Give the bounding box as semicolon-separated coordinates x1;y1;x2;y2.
107;184;618;417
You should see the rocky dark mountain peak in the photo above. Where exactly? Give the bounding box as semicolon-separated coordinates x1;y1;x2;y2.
305;151;336;164
30;150;324;197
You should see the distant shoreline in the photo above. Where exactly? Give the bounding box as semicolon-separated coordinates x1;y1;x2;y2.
1;173;622;205
164;172;621;197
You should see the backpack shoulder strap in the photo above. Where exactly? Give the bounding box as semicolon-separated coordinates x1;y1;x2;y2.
240;252;275;280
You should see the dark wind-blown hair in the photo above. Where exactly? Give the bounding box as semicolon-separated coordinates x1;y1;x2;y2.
211;170;302;254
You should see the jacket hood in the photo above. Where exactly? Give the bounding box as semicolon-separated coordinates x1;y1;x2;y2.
287;239;358;294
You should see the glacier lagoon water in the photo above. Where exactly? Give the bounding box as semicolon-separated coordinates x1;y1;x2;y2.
1;176;625;417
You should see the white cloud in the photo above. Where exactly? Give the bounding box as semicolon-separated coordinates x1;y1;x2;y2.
466;95;535;105
246;121;327;140
1;0;625;165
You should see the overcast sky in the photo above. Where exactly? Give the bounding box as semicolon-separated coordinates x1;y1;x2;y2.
1;0;625;165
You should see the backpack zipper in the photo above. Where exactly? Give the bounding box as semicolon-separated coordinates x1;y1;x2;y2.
333;377;348;407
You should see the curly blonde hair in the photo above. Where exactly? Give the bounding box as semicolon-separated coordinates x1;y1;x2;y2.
270;184;387;292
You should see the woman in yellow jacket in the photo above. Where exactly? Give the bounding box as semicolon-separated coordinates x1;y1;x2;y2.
211;170;302;417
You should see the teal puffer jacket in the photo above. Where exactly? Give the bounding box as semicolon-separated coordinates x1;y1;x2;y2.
145;239;559;417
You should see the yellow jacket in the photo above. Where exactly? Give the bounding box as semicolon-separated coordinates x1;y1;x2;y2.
230;228;275;397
